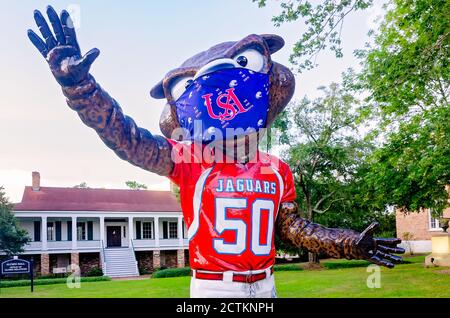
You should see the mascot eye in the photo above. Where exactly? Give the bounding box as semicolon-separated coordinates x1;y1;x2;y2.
234;49;265;72
170;76;194;101
236;56;248;67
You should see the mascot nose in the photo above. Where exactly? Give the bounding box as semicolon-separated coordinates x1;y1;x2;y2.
194;58;239;80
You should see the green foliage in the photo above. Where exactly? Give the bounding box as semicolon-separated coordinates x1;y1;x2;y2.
0;276;111;288
125;181;148;190
152;267;191;278
171;183;181;202
274;83;377;224
3;256;449;298
275;81;398;252
273;263;303;271
358;0;449;115
85;267;104;277
0;187;30;256
272;83;398;255
253;0;373;71
73;182;89;189
139;266;150;275
356;0;450;215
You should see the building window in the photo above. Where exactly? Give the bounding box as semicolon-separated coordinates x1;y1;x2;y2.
143;222;153;239
429;210;441;230
47;222;55;241
77;222;86;240
169;222;178;239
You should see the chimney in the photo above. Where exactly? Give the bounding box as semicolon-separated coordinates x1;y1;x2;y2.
32;171;40;191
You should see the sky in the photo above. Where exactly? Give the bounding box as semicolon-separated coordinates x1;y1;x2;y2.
0;0;384;202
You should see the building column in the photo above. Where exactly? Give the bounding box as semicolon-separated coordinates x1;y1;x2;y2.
128;216;134;247
177;249;185;268
41;216;47;251
154;217;160;247
177;216;184;247
99;216;105;246
71;216;77;250
41;253;50;275
153;250;161;269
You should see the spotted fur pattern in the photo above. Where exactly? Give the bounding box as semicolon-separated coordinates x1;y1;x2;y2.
276;201;371;260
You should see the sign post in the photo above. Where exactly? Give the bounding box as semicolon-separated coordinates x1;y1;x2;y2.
30;257;34;292
1;257;34;293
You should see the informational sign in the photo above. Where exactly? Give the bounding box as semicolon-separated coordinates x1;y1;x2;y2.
53;267;67;274
0;257;34;292
1;259;30;274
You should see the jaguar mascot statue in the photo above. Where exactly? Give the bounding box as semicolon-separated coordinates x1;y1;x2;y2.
27;5;404;298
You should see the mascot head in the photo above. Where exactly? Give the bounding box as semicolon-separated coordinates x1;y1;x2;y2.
150;34;295;144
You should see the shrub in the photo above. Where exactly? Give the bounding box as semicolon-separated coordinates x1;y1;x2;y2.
0;276;111;288
152;267;191;278
322;260;370;269
139;266;150;275
273;264;303;271
40;273;70;279
85;267;103;277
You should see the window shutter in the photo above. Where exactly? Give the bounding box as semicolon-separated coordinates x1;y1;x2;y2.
163;221;168;239
136;221;141;239
34;221;41;241
67;221;72;241
55;221;62;241
87;221;93;240
47;222;53;241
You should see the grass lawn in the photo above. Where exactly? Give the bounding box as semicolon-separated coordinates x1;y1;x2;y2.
1;255;449;298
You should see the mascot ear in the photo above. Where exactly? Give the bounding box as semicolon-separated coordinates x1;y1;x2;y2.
260;34;285;54
150;79;165;99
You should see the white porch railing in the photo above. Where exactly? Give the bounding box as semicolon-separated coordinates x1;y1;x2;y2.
77;240;101;249
133;239;156;248
23;240;101;251
159;239;180;247
47;241;72;250
25;241;42;251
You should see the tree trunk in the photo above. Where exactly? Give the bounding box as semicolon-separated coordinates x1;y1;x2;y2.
308;252;319;264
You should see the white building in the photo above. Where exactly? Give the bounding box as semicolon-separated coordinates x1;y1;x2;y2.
11;172;188;278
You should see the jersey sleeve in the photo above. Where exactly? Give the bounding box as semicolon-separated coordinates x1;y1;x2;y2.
280;161;297;203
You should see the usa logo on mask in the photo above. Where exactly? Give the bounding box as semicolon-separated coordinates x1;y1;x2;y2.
202;88;250;122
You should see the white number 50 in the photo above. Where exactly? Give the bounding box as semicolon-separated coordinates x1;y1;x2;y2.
213;198;275;255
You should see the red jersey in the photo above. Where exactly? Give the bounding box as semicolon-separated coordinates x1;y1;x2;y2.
168;141;296;272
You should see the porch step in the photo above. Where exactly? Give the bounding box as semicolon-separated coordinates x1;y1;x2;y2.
103;247;139;278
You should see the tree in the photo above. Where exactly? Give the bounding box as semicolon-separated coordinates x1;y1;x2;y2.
125;181;148;190
0;187;30;256
273;83;389;263
73;182;89;189
253;0;374;71
356;0;450;215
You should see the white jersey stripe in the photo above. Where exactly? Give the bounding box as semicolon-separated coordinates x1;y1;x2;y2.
271;165;284;212
188;166;214;241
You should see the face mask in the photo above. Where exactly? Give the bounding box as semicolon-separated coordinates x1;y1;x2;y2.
175;67;270;143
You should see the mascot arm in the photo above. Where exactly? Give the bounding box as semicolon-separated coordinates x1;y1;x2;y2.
27;6;174;176
61;76;174;176
276;201;405;268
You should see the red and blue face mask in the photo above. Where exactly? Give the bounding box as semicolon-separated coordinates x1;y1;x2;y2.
175;67;270;143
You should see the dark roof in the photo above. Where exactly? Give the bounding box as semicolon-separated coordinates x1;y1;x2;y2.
14;186;181;213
